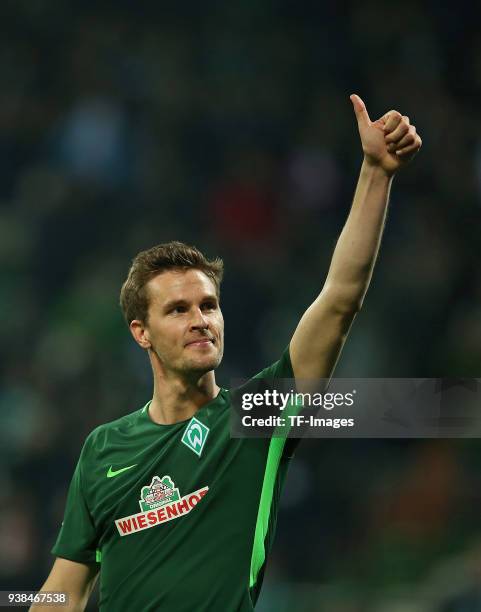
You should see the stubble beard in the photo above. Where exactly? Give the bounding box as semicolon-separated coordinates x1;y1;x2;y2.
154;342;223;379
182;347;223;376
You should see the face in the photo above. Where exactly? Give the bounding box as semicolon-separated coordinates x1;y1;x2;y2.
132;269;224;377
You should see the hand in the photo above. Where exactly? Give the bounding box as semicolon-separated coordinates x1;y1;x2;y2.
350;94;422;176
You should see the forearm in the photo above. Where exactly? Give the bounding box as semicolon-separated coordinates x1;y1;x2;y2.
30;601;85;612
29;580;87;612
29;559;97;612
29;591;85;612
325;159;393;309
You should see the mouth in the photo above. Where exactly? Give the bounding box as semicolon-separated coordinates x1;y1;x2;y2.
185;338;215;348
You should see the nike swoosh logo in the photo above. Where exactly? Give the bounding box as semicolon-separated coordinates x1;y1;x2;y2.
107;464;137;478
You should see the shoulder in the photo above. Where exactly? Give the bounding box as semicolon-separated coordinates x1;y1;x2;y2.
251;345;293;381
227;346;293;405
225;347;293;396
82;406;145;456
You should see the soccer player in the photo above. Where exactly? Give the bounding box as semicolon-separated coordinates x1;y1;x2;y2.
32;95;421;611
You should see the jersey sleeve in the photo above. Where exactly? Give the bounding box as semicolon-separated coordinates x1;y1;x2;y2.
248;345;300;458
51;438;99;564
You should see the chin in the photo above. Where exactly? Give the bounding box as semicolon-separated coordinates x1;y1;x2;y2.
186;353;222;374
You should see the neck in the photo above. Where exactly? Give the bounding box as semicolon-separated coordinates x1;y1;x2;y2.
148;355;220;425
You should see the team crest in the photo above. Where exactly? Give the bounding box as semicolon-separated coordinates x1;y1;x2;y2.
181;417;210;457
139;475;180;511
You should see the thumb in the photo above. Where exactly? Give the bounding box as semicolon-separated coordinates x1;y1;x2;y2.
350;94;371;126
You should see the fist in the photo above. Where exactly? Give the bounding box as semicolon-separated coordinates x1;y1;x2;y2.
350;94;422;176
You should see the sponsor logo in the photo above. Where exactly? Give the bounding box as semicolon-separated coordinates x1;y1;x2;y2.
107;464;137;478
115;485;209;537
139;475;180;511
181;417;209;457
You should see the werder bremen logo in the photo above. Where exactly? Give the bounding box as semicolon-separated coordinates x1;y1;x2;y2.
181;417;209;457
139;475;180;511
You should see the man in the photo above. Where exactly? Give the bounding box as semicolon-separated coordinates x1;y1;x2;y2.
32;95;421;611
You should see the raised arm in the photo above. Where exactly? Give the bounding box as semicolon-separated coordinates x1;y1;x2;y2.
290;94;422;380
29;558;98;612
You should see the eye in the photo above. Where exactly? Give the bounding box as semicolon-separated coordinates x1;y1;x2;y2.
201;301;217;311
171;305;187;314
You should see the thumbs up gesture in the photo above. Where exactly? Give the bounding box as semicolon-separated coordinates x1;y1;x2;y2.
350;94;422;176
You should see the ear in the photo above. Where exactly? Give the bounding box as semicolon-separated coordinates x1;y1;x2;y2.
130;319;152;349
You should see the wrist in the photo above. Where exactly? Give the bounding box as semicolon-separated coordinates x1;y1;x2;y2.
361;157;395;181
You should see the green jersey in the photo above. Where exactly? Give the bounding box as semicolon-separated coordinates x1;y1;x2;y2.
52;348;295;611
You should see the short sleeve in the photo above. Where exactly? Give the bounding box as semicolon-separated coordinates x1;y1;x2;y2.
51;443;99;564
241;345;300;458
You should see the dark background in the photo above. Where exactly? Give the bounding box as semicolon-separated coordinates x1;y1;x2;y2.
1;1;480;610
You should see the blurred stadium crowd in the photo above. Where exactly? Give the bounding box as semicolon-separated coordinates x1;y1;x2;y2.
1;1;481;610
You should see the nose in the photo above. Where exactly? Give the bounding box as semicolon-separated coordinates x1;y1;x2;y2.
190;307;209;331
